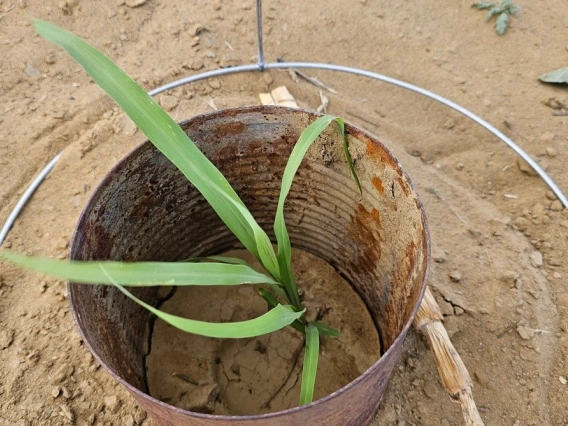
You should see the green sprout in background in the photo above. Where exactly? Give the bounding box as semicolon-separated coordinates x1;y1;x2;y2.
472;0;520;36
1;20;362;407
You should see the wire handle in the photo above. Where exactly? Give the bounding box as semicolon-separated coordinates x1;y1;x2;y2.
256;0;265;70
414;287;485;426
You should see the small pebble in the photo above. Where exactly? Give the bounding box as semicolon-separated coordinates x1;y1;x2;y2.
51;386;61;398
263;72;274;85
125;0;147;7
189;24;205;37
133;409;147;423
540;131;555;142
25;64;37;77
513;216;529;231
61;386;71;399
550;200;563;211
449;270;462;282
432;246;447;263
516;158;537;176
0;329;14;349
208;80;221;90
122;414;135;426
104;395;121;413
474;370;488;386
498;270;518;286
60;404;74;422
529;251;543;268
424;380;436;399
51;364;74;384
517;325;534;340
439;299;454;316
159;95;178;111
546;147;557;157
560;376;567;385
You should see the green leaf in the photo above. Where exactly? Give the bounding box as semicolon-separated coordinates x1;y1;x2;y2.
485;6;502;21
299;324;320;405
273;115;360;309
33;19;281;281
1;250;278;286
180;256;252;266
101;269;304;338
336;118;362;194
539;67;568;84
258;288;305;334
495;12;509;35
472;2;495;10
508;5;520;16
313;321;340;337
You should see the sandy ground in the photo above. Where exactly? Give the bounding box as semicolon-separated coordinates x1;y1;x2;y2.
1;0;567;425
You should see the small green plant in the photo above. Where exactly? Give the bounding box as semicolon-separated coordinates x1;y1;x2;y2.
472;0;520;36
1;20;362;408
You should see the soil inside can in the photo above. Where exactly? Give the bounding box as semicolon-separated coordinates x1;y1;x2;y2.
145;247;381;416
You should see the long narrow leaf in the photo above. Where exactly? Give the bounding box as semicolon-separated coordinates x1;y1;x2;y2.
472;2;495;10
299;324;320;405
274;116;360;309
1;251;277;286
258;288;305;334
98;266;304;338
495;12;509;35
335;117;362;194
218;190;280;280
313;321;340;337
180;256;252;266
33;20;280;280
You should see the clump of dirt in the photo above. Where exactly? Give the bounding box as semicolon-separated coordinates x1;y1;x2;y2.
146;248;381;415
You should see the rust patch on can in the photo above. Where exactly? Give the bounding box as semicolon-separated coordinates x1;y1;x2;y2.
394;240;417;291
371;176;385;195
214;121;246;138
366;140;401;176
348;204;384;277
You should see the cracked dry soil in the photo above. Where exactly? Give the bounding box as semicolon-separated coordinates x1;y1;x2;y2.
147;248;381;415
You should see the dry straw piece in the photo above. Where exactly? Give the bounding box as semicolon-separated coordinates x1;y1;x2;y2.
414;287;485;426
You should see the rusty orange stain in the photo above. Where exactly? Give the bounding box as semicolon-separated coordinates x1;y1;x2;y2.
366;140;401;175
371;176;385;194
393;240;417;291
370;207;382;230
214;121;245;138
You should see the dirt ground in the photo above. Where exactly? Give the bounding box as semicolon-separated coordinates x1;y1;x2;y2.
1;0;567;425
147;249;380;416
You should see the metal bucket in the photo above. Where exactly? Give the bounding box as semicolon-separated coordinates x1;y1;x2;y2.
69;105;430;425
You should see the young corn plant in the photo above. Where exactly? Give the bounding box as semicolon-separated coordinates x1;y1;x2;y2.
1;20;361;407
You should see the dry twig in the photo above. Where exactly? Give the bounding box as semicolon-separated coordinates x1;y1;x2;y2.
415;287;485;426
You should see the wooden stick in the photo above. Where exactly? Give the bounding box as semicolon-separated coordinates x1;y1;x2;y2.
414;287;485;426
259;86;299;108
